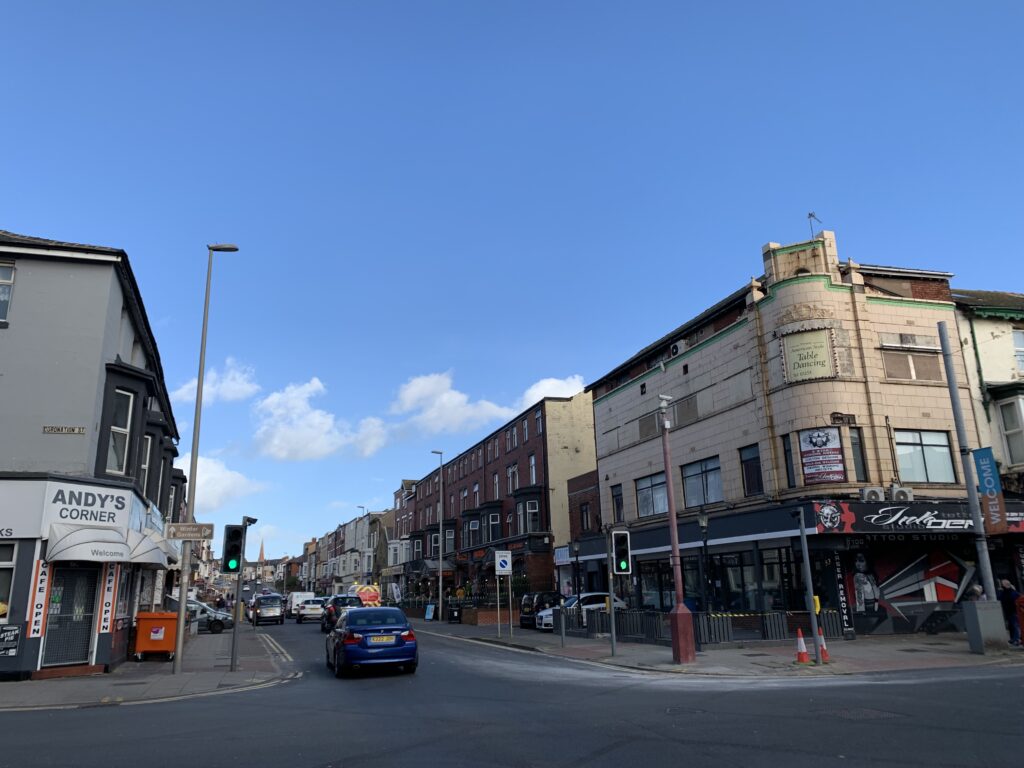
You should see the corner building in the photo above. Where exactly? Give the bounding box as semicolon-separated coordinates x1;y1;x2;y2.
0;230;183;679
584;230;1022;637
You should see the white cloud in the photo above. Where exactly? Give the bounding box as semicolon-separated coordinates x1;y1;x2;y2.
174;453;265;513
254;379;391;460
172;357;260;405
390;372;514;433
517;375;585;410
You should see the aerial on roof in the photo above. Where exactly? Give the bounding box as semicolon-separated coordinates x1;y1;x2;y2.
951;288;1024;312
0;228;124;256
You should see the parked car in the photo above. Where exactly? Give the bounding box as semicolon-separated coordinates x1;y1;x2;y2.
535;593;627;631
320;595;364;633
519;591;563;628
251;593;285;625
325;606;417;677
168;598;235;635
296;597;324;624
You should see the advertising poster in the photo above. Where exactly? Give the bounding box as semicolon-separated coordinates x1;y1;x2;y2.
782;329;835;383
799;427;847;484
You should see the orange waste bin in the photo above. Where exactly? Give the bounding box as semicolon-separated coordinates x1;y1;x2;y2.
134;612;179;661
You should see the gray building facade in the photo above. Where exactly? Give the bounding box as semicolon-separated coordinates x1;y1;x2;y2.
0;230;183;679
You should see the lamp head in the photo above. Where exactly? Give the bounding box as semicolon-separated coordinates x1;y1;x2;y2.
208;243;239;253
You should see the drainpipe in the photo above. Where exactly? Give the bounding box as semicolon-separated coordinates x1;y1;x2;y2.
750;284;782;501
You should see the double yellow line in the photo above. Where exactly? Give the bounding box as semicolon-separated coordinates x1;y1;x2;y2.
259;633;293;662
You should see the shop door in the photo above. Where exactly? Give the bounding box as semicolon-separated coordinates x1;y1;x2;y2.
43;566;99;666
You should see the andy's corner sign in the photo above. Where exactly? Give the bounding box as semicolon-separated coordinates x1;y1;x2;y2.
26;560;51;638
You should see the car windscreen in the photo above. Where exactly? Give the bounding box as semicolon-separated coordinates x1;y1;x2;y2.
259;597;282;606
562;596;579;608
347;609;405;626
336;597;363;607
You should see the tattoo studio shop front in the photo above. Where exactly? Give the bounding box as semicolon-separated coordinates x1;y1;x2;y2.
810;499;1011;636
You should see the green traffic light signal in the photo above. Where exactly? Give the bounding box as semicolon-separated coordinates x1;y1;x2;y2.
227;558;238;570
222;524;244;574
618;559;628;571
612;530;631;575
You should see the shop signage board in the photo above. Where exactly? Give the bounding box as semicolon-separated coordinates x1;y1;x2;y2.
495;551;512;575
814;500;975;535
165;523;214;540
799;427;847;484
97;564;118;634
0;625;20;657
781;329;835;383
42;481;131;533
26;559;51;638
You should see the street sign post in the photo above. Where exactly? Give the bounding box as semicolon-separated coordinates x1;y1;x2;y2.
165;523;214;540
495;551;513;638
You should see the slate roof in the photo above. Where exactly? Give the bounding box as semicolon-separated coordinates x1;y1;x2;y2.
0;229;124;256
952;288;1024;313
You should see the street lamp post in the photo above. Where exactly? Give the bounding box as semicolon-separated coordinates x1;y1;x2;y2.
659;395;696;664
431;450;444;620
698;508;709;612
173;243;238;675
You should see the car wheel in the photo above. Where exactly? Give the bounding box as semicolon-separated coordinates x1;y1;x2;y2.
279;618;284;625
405;662;417;675
297;617;303;624
333;650;348;679
209;620;224;635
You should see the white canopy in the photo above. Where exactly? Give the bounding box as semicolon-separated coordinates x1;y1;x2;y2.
46;523;130;562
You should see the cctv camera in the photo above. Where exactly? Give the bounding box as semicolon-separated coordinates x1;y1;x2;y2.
243;516;258;526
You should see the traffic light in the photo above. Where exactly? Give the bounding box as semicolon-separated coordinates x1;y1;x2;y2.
222;524;244;574
612;530;631;575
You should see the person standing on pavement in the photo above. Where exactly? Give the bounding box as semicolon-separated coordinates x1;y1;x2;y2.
997;579;1021;646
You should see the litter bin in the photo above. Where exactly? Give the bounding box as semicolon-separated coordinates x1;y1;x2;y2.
448;604;462;624
133;612;178;661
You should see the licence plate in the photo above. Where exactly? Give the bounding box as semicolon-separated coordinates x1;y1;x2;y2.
369;635;394;644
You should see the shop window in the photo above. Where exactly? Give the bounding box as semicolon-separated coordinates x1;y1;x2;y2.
611;485;624;524
999;398;1024;466
0;543;14;622
635;472;668;518
895;429;956;483
0;263;13;323
106;389;135;475
781;434;797;488
739;444;763;496
850;427;869;482
682;456;723;507
881;350;943;382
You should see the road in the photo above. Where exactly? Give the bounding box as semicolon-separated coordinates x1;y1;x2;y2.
2;620;1021;768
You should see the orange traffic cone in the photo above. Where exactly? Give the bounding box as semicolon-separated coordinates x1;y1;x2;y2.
795;628;810;664
817;627;831;663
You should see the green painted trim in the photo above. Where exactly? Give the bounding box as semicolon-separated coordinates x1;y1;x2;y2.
865;296;955;311
593;319;750;406
766;273;853;295
770;240;824;255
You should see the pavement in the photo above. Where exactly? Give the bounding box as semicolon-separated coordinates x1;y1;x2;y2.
3;615;1021;711
0;623;299;711
410;616;1024;677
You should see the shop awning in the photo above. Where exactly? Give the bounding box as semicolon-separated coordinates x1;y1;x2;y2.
45;523;130;562
128;529;168;568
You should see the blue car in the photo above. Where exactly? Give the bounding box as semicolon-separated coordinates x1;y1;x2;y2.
325;607;418;677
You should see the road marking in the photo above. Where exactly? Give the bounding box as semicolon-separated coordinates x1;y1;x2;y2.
258;632;294;662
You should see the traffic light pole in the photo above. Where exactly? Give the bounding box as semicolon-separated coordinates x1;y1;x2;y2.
229;523;249;672
606;528;617;657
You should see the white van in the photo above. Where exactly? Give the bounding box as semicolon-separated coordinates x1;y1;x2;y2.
285;591;314;618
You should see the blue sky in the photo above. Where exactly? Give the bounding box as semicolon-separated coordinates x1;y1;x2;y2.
3;2;1021;560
